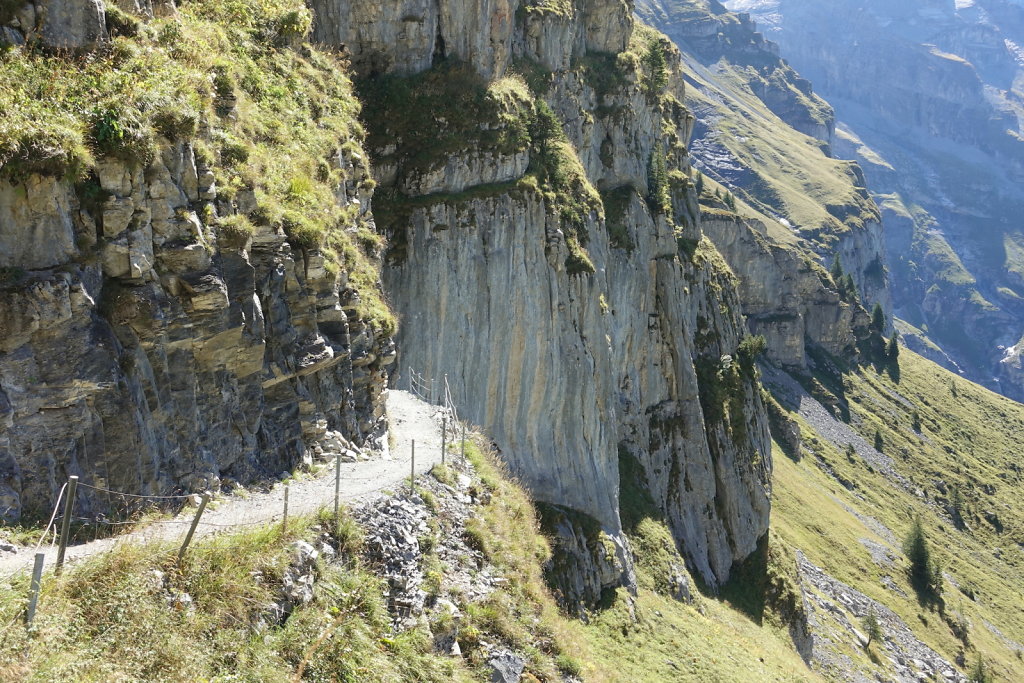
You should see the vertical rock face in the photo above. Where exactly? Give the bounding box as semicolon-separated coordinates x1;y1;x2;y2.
310;0;517;78
0;145;392;523
701;213;868;368
384;179;771;592
36;0;108;51
1;0;771;602
367;0;772;592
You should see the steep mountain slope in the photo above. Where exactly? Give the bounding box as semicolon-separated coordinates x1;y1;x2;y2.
633;3;1024;680
635;0;890;368
0;0;779;608
728;0;1024;401
2;2;1024;682
766;348;1024;682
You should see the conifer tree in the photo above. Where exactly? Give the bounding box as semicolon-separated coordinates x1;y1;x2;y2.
861;608;883;648
887;331;900;362
841;273;857;302
871;303;885;332
642;39;669;95
647;144;671;215
830;255;844;282
904;517;943;600
969;654;993;683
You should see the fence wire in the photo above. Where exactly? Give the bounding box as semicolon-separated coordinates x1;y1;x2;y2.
2;373;470;633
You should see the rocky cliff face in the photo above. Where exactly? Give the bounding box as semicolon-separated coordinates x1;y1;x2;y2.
0;149;393;522
333;1;773;595
0;2;394;522
701;212;868;368
635;0;888;369
310;0;631;79
0;0;771;603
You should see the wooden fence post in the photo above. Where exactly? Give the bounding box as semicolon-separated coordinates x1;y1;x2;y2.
411;440;416;492
177;492;210;564
55;476;78;575
282;484;289;533
334;453;342;528
441;416;447;466
25;553;44;627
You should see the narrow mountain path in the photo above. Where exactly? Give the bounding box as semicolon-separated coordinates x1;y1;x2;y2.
0;390;449;578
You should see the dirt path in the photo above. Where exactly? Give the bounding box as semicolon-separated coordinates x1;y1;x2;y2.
0;390;449;578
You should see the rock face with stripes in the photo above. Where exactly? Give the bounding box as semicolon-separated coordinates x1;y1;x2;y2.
366;0;773;597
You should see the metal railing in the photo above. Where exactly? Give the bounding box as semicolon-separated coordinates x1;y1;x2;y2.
407;365;436;403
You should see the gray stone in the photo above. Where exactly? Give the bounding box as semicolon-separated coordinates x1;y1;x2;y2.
487;650;525;683
0;26;25;47
37;0;108;51
103;197;136;238
0;175;79;270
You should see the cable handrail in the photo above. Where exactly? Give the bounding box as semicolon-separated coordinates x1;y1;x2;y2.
76;482;193;500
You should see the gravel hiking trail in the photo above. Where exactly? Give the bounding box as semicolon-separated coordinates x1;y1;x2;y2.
0;390;449;578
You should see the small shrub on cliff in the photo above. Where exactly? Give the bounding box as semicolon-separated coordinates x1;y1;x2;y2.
737;334;768;377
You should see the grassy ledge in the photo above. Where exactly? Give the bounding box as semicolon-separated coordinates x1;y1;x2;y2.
0;0;394;333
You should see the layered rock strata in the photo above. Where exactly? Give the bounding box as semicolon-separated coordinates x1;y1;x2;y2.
0;9;392;521
345;0;773;593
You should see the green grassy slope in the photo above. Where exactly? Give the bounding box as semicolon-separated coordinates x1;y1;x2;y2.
0;441;589;682
0;0;393;330
770;349;1024;679
684;61;877;252
0;434;821;682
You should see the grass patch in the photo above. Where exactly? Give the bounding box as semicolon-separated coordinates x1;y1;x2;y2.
770;349;1024;680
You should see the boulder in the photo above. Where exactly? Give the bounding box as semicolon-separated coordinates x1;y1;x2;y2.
37;0;108;51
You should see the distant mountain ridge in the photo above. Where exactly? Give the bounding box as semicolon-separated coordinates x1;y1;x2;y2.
726;0;1024;400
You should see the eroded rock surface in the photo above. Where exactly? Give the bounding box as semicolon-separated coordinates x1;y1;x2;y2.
0;141;391;522
374;0;772;595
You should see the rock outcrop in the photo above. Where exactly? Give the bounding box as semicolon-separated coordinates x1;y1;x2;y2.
0;142;392;522
367;1;772;594
0;0;772;604
701;212;867;368
0;5;394;522
310;0;632;79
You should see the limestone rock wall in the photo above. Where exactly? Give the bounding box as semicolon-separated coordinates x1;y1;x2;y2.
374;0;771;591
0;141;392;523
701;212;872;368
